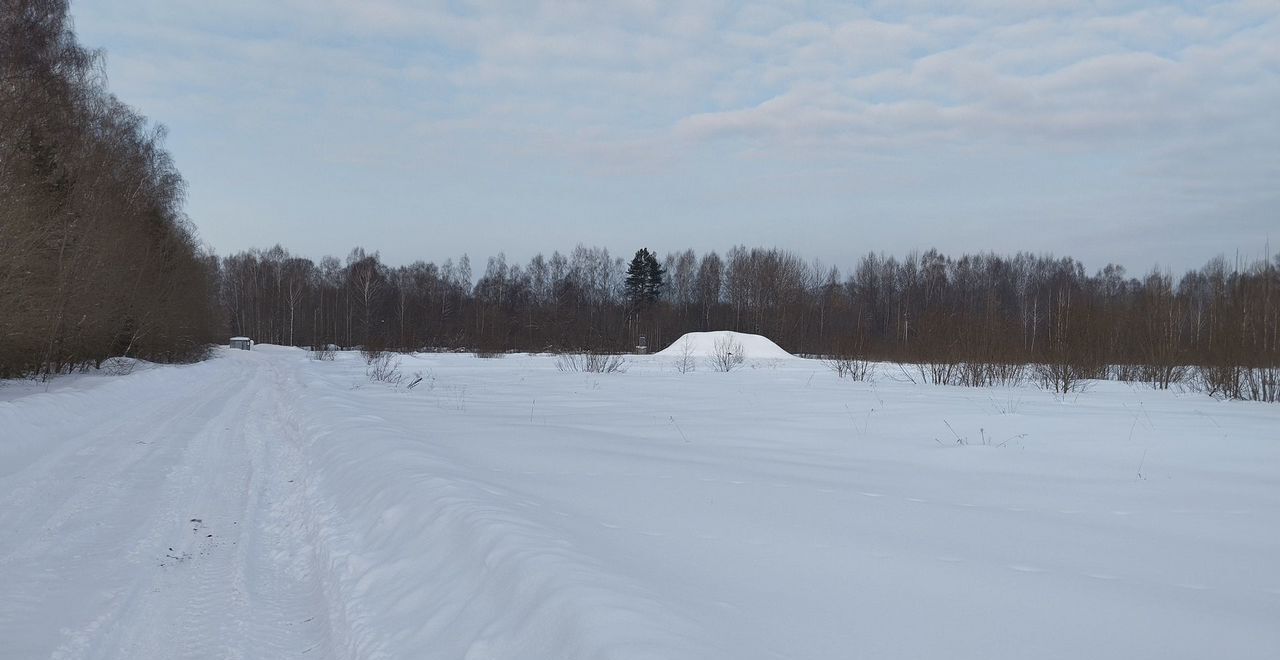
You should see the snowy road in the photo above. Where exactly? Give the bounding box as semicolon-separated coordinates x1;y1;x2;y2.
2;347;1279;659
1;353;336;659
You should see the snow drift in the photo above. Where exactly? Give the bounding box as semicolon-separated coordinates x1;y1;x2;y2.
654;331;793;359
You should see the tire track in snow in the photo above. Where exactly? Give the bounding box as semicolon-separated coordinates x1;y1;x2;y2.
1;351;342;659
78;354;339;660
0;365;237;562
0;362;254;658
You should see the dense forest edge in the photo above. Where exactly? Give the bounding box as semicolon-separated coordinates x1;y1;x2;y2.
1;0;221;377
2;1;1277;402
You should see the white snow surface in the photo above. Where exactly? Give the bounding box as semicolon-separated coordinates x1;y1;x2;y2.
2;347;1279;659
654;330;794;358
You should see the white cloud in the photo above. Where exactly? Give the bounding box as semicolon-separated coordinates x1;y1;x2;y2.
71;0;1280;271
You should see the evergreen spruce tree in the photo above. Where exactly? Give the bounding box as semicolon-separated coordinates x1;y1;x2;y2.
625;249;652;308
625;248;667;309
644;251;666;302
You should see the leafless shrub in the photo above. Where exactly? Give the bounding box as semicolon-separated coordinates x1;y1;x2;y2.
1034;361;1092;394
366;352;403;385
707;336;745;372
1195;365;1279;402
917;360;961;385
555;352;627;373
898;359;1026;388
1110;363;1143;382
1111;362;1188;389
310;344;336;361
360;346;385;365
958;361;1027;388
824;355;872;381
100;357;138;376
990;361;1028;387
1244;367;1280;402
1139;363;1189;390
473;351;505;359
673;338;697;374
888;363;919;384
1195;364;1242;399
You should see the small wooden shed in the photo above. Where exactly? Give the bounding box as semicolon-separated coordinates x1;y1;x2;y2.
229;336;252;351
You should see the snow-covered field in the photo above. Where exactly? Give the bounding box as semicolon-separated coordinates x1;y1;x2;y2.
2;345;1278;659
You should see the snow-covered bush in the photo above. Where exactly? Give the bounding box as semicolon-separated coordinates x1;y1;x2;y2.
555;352;627;373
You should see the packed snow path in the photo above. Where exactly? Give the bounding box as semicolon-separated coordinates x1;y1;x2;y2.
1;347;1278;659
0;353;336;658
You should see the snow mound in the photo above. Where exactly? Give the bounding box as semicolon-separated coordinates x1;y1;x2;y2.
654;331;793;358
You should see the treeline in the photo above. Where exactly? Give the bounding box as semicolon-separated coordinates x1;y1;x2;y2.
0;0;221;377
215;243;1279;399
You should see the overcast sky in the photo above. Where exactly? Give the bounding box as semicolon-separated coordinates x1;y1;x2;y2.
73;0;1278;274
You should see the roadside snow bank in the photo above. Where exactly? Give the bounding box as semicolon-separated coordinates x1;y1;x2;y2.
654;331;793;358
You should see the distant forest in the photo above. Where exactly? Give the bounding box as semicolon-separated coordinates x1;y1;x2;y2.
2;1;1277;401
217;244;1279;398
